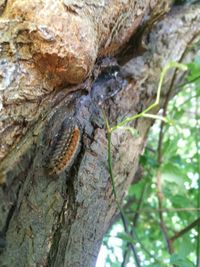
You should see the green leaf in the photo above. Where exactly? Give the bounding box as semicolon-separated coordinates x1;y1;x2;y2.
128;179;146;197
172;109;185;120
178;235;195;256
160;163;185;190
187;57;200;88
171;194;189;207
140;150;158;168
187;57;200;80
170;254;195;267
170;155;182;165
162;139;178;160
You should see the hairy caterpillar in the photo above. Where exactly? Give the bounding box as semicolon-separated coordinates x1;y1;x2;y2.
48;119;81;175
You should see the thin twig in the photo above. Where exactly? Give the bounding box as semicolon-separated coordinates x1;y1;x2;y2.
133;184;147;227
121;184;147;267
127;207;200;214
170;217;200;242
156;119;174;255
195;95;200;267
156;169;174;254
156;74;174;255
175;74;200;89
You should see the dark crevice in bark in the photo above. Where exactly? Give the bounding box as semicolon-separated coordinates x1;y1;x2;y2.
2;193;17;235
117;7;170;65
48;227;62;266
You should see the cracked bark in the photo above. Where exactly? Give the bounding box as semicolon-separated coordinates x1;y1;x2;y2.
0;1;200;267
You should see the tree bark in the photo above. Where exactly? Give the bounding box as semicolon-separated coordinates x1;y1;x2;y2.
0;1;199;266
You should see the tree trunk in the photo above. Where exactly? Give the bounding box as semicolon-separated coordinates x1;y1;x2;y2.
0;1;199;266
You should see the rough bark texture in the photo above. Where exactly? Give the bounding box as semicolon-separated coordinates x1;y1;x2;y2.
0;1;200;267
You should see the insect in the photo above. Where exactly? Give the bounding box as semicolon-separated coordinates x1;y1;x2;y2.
48;118;81;175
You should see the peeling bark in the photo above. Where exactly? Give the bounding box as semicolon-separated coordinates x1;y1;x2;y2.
0;1;200;267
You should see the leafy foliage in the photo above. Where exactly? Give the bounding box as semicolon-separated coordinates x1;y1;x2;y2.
96;57;200;266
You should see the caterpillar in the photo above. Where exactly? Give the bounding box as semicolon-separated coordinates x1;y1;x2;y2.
48;119;81;175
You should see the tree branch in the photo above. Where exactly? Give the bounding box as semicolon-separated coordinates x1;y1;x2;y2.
170;217;200;242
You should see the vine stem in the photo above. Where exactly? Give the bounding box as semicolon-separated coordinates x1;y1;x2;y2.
102;61;188;266
111;62;187;132
105;121;168;267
